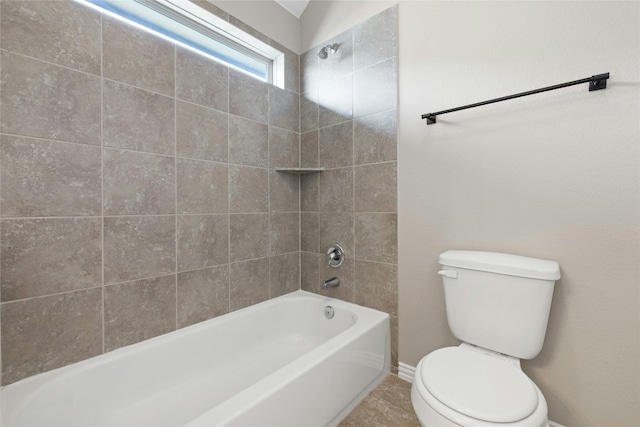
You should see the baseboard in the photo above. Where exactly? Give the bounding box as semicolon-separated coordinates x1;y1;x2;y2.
398;362;415;383
548;422;566;427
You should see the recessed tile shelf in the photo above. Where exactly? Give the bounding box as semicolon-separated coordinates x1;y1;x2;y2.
275;168;324;174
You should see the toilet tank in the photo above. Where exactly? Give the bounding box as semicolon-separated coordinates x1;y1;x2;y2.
439;250;560;360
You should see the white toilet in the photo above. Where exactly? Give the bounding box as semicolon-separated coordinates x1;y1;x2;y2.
411;250;560;427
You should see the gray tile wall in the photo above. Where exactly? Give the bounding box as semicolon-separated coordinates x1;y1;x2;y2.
299;6;399;372
0;0;301;385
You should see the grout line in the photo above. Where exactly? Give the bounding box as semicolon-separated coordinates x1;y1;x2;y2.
0;48;101;79
104;272;177;289
100;13;106;355
298;66;302;293
2;285;105;305
0;132;102;149
174;43;178;332
102;75;174;100
352;55;398;76
0;8;3;386
351;39;357;305
267;83;272;300
227;67;232;315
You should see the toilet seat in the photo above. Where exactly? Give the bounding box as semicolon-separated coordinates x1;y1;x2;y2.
420;346;537;422
412;346;549;427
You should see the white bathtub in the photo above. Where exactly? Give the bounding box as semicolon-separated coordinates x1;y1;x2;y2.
1;290;390;427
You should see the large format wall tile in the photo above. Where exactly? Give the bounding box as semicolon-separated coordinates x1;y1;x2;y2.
270;171;299;213
176;48;228;111
270;252;299;298
300;130;319;168
0;51;101;145
318;73;352;128
301;251;321;293
176;101;228;162
355;162;397;212
104;275;176;351
300;91;319;133
300;174;320;212
300;49;319;94
1;218;101;302
229;115;268;168
319;121;354;169
177;265;229;328
319;168;354;212
270;212;299;256
103;80;175;155
177;158;228;214
230;258;270;311
1;0;101;75
269;87;299;132
229;70;268;123
301;213;319;253
229;213;269;262
0;136;101;217
104;149;176;216
103;16;175;96
177;214;228;271
355;213;398;263
229;165;269;213
104;216;176;284
354;109;397;165
353;6;398;71
1;288;102;385
353;58;398;118
269;127;299;169
355;260;398;314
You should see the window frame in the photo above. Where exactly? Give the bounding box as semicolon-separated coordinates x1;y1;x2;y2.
79;0;283;85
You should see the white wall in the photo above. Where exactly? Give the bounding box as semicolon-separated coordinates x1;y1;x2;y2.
302;1;640;426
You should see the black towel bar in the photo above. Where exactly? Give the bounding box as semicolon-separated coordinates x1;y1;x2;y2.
422;73;609;125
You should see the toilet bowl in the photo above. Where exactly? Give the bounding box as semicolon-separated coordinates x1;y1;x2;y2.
411;251;560;427
411;344;548;427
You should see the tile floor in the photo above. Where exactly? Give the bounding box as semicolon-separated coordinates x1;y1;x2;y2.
339;374;421;426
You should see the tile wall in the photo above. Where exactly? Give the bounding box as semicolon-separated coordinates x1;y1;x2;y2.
298;7;399;370
0;0;301;385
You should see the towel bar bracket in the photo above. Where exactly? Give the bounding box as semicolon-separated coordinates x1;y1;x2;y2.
589;73;609;91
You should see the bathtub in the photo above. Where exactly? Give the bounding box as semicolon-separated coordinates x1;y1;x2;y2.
1;290;390;427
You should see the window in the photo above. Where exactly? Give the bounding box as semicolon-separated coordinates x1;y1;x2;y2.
79;0;284;85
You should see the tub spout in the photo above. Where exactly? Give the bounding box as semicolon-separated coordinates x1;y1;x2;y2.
322;277;340;290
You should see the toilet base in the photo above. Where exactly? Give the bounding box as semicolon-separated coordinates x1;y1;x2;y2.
411;383;458;427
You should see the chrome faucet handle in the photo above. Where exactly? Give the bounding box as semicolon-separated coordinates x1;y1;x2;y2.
326;243;345;268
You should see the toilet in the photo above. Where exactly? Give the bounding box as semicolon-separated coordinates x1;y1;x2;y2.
411;250;560;427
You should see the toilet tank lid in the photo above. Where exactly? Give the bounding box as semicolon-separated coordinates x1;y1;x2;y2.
439;250;560;280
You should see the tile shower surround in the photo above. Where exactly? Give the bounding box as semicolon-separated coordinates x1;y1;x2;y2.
0;0;398;385
299;7;399;371
0;0;300;385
